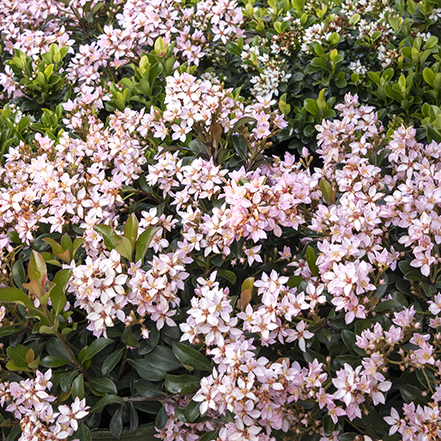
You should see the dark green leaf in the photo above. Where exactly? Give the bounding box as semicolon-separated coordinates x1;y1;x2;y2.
134;379;166;398
81;338;114;363
90;377;118;395
172;342;211;372
230;116;256;134
102;347;125;376
184;399;200;423
323;414;335;436
373;299;404;312
40;355;68;368
226;42;241;56
60;370;78;393
46;337;71;361
129;402;139;433
76;423;91;441
155;405;167;429
12;259;26;291
72;373;84;399
0;327;20;338
338;433;357;441
92;394;126;413
122;327;141;348
145;345;182;372
128;359;167;381
232;134;248;160
217;270;237;285
403;270;426;281
200;429;220;441
109;405;123;439
400;384;425;405
164;374;200;394
306;246;319;276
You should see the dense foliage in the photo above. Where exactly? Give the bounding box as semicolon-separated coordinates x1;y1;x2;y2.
1;1;441;441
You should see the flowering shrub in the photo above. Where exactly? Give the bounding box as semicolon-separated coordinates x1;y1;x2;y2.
1;1;441;441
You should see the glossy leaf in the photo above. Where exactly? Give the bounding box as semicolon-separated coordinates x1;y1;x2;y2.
94;225;122;250
92;394;125;413
81;338;114;364
128;359;167;381
0;286;34;309
102;347;125;376
172;342;211;372
306;246;319;276
164;374;200;394
90;377;118;395
135;227;160;263
124;213;139;245
50;269;71;315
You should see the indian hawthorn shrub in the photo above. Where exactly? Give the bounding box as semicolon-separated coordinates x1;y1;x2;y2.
0;1;441;441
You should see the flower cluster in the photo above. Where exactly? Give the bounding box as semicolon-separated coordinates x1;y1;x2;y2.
0;370;88;441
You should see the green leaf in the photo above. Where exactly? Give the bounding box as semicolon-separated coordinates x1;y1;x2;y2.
135;227;160;263
400;384;425;405
373;299;404;312
114;236;133;260
129;402;139;433
185;399;200;423
323;414;335;436
230;116;256;134
7;345;29;369
164;374;200;394
145;345;182;372
172;342;211;372
304;98;319;116
306;246;319;276
92;394;125;413
122;327;140;348
423;67;435;87
0;327;20;338
403;270;426;281
155;405;167;429
40;355;68;368
0;287;33;309
76;423;91;441
50;269;71;315
72;373;84;399
60;370;78;393
134;379;166;398
46;337;71;361
226;42;241;56
102;347;125;376
338;433;357;441
12;259;26;291
200;429;220;441
94;225;122;250
28;250;47;286
81;338;114;364
232;134;248;161
128;359;167;381
124;213;139;245
90;378;118;395
319;179;334;204
329;32;339;45
217;270;236;285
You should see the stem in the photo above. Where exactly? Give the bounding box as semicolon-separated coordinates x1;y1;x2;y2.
116;346;129;382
